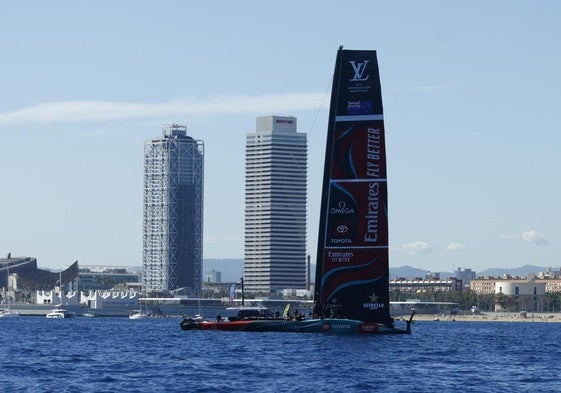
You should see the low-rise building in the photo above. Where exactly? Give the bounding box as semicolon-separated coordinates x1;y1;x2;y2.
390;277;463;294
470;277;498;295
470;275;546;312
37;290;80;306
81;290;139;310
79;266;139;291
539;279;561;293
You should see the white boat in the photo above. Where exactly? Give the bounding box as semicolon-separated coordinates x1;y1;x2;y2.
46;307;76;319
129;309;149;319
129;299;151;319
0;308;19;318
0;298;19;318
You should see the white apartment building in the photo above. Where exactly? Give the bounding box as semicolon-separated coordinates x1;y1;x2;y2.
244;116;307;292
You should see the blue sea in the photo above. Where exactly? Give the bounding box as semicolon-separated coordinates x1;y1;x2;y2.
0;317;559;392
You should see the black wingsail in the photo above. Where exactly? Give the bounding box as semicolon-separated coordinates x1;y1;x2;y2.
314;48;391;325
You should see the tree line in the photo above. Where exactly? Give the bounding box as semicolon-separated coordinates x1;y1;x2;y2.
390;289;561;313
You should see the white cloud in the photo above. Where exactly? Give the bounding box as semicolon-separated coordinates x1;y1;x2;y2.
0;92;324;125
401;241;431;255
446;242;466;251
501;229;550;246
521;229;550;245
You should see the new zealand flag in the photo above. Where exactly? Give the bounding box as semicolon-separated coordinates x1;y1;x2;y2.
347;100;373;115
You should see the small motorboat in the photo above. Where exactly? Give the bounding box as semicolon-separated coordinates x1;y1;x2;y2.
46;307;76;319
129;310;149;319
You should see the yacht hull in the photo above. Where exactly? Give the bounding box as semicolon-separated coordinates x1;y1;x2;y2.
181;317;411;334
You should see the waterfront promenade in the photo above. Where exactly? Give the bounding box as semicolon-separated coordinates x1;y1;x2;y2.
415;312;561;323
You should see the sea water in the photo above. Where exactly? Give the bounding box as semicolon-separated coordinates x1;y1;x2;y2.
0;317;559;392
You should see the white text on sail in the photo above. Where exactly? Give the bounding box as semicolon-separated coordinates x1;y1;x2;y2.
366;127;381;177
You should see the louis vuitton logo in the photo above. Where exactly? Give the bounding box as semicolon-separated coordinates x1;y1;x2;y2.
349;60;370;81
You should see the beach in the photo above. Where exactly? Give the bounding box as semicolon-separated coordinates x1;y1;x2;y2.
413;312;561;323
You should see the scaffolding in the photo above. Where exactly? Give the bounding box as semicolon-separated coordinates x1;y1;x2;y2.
143;124;204;293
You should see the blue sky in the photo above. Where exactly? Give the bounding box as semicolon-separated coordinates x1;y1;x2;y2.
1;1;560;274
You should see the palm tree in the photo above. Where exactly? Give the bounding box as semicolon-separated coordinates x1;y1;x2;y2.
493;292;509;311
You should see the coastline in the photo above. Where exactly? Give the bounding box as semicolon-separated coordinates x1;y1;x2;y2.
413;312;561;323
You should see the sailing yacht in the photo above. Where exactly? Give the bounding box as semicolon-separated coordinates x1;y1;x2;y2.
45;270;77;318
129;301;149;319
180;47;413;334
0;299;19;318
0;268;19;318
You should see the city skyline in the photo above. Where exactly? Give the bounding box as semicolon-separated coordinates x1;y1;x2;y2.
1;2;560;273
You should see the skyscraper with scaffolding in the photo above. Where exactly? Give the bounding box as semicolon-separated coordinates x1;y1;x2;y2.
244;116;307;293
142;124;204;293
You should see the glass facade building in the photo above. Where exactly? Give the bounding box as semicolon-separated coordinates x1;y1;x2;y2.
142;124;204;293
244;116;307;292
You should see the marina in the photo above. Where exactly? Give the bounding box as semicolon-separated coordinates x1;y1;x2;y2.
3;295;315;318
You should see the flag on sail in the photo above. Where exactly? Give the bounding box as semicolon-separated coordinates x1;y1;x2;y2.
228;283;236;305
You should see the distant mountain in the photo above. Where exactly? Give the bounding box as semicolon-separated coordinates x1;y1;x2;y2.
388;265;455;280
204;260;451;282
201;260;551;283
477;265;547;278
389;265;428;280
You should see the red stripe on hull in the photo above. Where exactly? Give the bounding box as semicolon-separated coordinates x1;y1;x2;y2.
199;320;254;331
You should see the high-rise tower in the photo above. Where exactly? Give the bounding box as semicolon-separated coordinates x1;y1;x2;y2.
244;116;307;292
142;124;204;293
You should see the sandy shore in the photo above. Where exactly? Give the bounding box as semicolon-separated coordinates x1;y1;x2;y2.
412;312;561;323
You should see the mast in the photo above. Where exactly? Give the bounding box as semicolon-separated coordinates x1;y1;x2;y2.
6;266;11;310
314;47;345;315
60;270;63;305
314;47;391;324
241;277;245;306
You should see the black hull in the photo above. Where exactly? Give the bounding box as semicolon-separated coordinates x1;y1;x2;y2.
181;313;414;335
